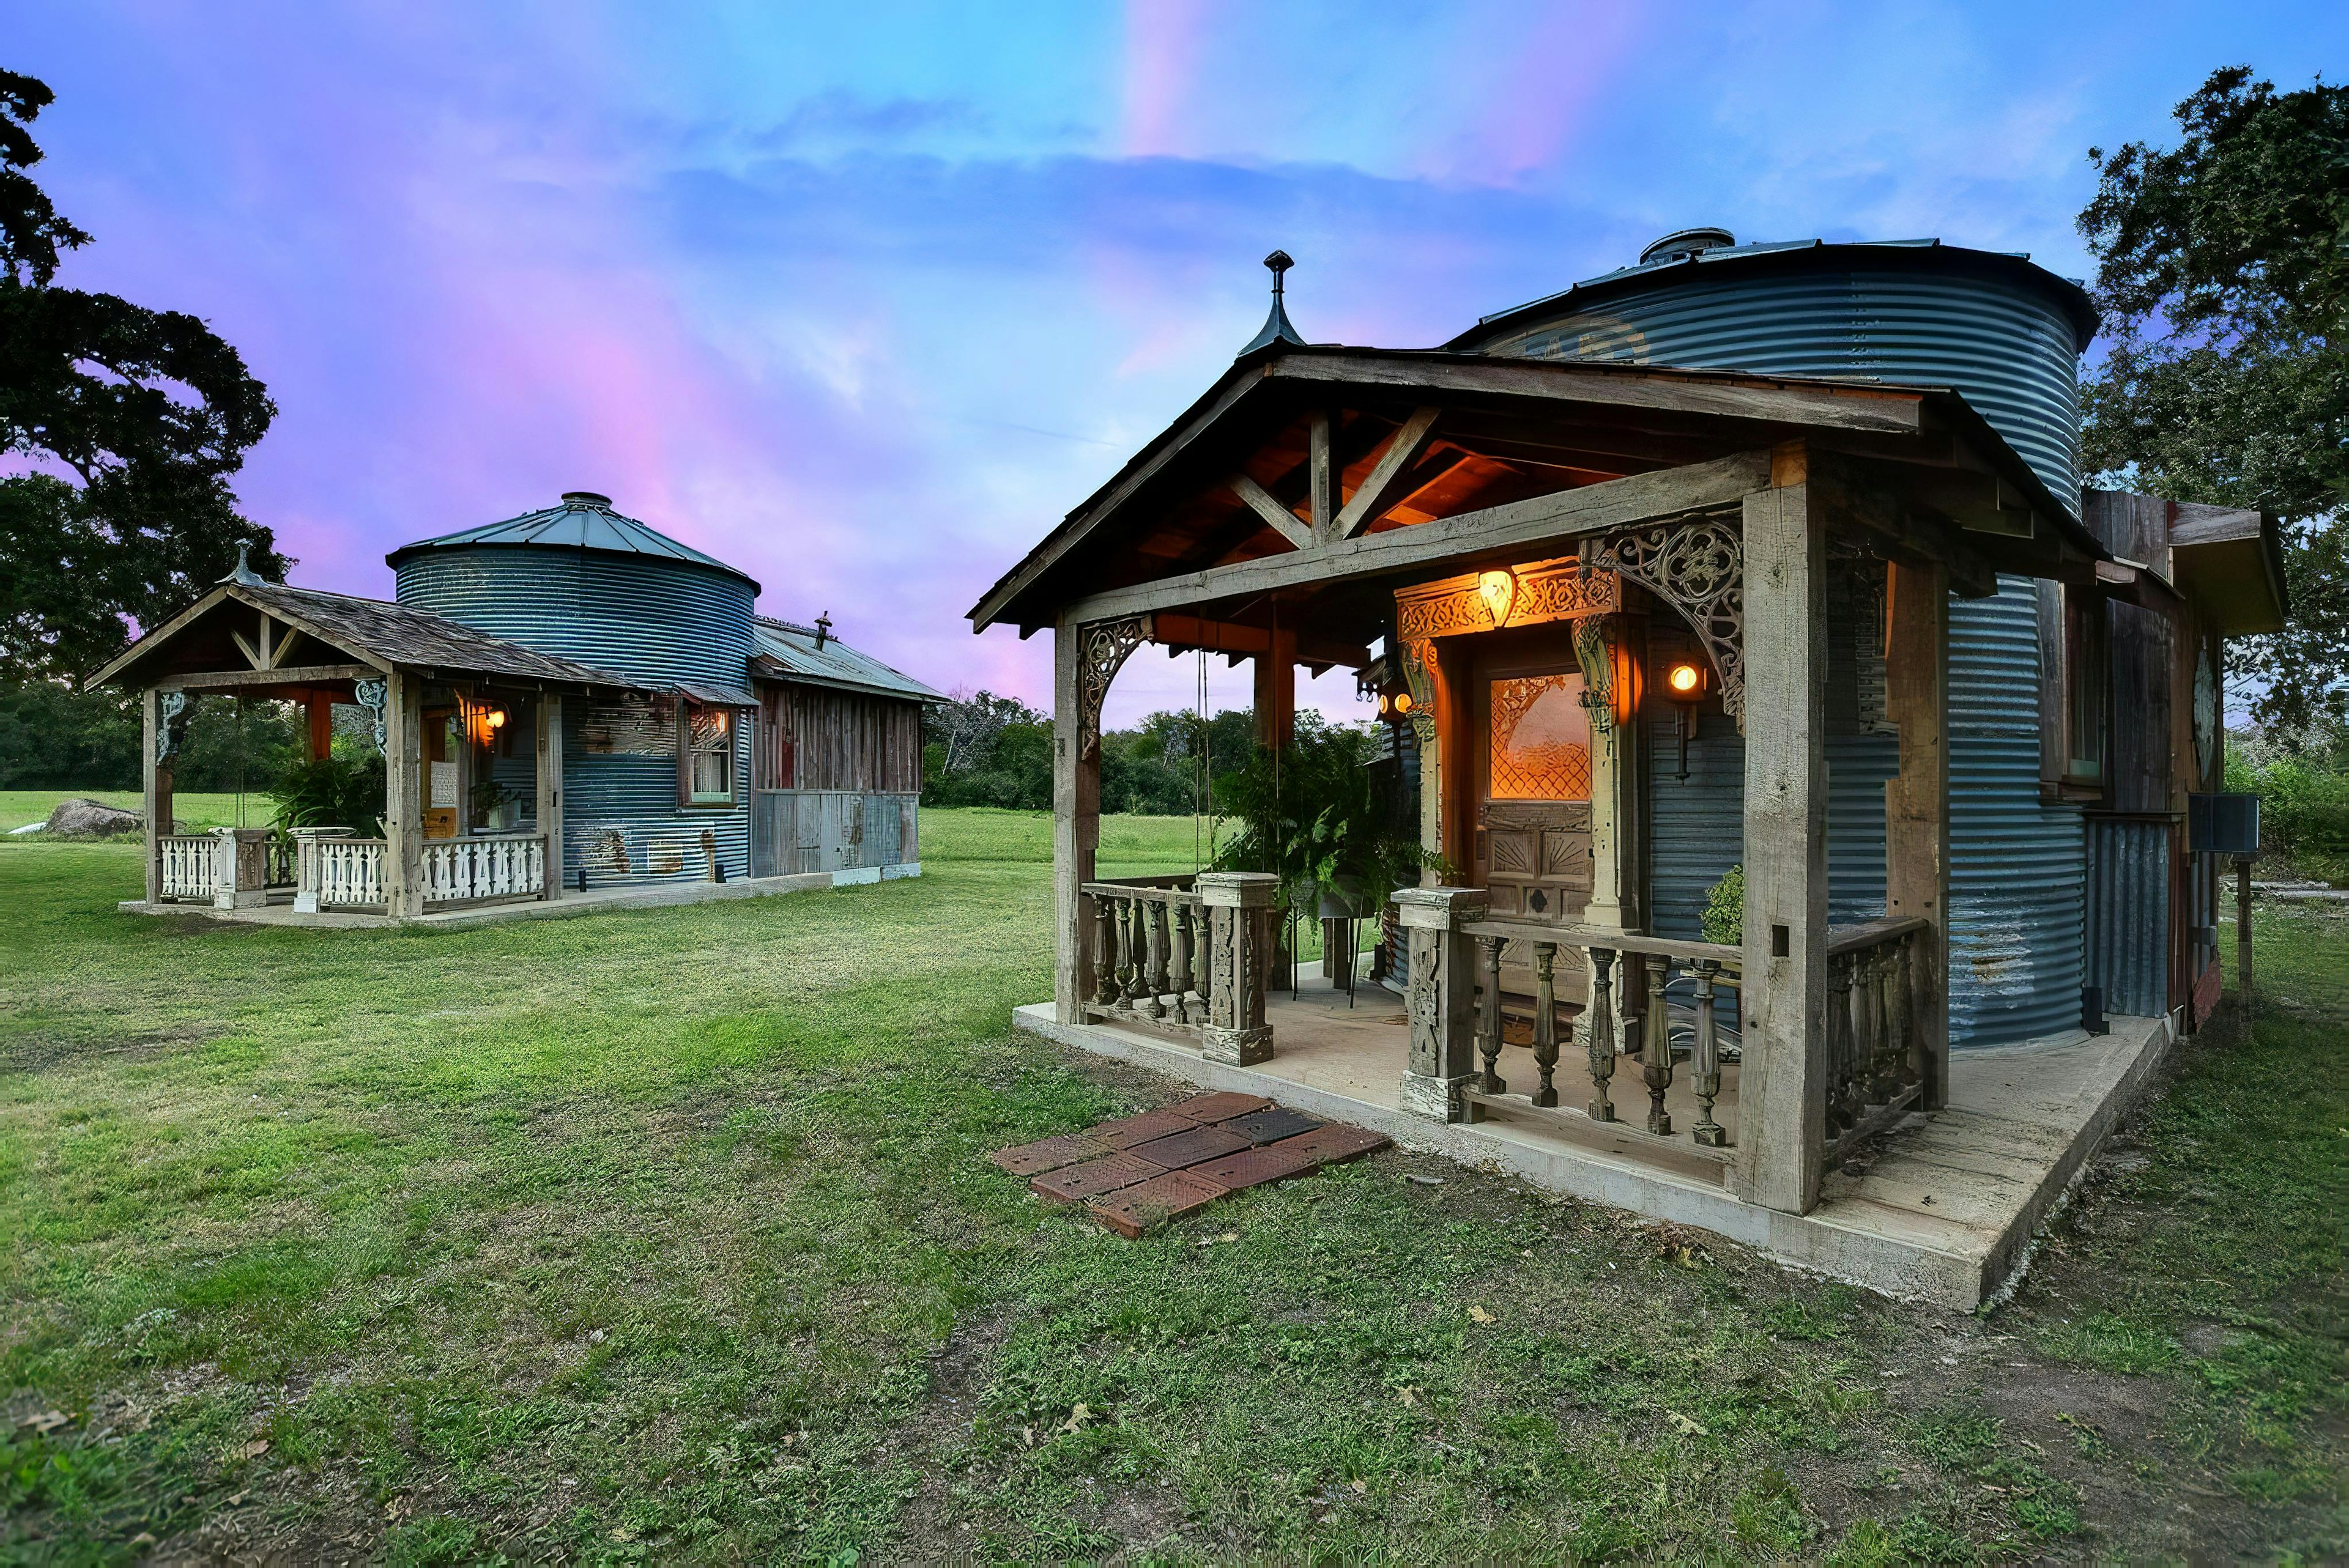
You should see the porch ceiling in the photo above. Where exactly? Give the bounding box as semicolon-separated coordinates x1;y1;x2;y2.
88;581;646;697
969;346;2107;641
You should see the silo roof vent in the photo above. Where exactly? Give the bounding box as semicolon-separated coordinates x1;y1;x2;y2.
1639;227;1736;266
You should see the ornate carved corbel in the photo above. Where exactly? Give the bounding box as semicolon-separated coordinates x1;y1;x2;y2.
1590;517;1746;730
1078;615;1150;759
157;691;188;764
354;678;390;755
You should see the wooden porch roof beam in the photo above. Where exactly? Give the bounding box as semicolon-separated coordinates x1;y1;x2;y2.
1149;612;1370;670
1063;449;1773;626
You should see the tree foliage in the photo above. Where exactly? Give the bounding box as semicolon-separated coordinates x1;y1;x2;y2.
0;68;283;685
2077;65;2349;732
919;690;1252;814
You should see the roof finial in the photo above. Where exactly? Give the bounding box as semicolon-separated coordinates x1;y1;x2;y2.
813;611;832;651
220;538;264;586
1239;248;1307;357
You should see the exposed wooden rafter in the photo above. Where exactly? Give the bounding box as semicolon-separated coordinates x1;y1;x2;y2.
1333;405;1441;539
1224;472;1316;551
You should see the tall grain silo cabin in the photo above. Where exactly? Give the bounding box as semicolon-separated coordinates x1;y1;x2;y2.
973;234;2287;1305
95;492;941;920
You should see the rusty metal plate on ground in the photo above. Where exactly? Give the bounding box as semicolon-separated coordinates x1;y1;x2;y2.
1187;1140;1324;1192
1030;1153;1167;1204
1085;1108;1198;1150
1126;1125;1252;1169
1268;1123;1390;1165
1170;1091;1274;1123
1086;1169;1228;1238
989;1133;1113;1177
1220;1107;1324;1145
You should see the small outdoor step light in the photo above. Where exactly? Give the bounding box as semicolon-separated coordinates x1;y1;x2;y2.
1666;658;1706;781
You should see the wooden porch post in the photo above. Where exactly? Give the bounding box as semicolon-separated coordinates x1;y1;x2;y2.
536;693;564;899
307;695;332;759
1732;448;1831;1213
1584;616;1648;934
1884;561;1951;1109
141;687;165;905
1053;612;1101;1024
1252;628;1296;751
384;669;425;919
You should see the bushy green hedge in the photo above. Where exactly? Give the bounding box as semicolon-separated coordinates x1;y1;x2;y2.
2227;737;2349;883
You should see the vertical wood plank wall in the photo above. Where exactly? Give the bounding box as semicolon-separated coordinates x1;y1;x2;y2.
755;684;924;793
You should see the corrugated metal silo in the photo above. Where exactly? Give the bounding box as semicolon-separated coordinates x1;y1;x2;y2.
390;493;760;885
1471;238;2096;1043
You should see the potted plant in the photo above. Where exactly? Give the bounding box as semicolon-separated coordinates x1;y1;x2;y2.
1211;715;1443;923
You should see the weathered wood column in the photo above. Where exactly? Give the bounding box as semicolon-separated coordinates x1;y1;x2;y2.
1395;885;1488;1119
1732;448;1831;1213
1579;615;1647;935
141;687;166;904
1053;612;1102;1024
1884;560;1950;1108
536;693;565;899
1252;627;1296;751
1197;871;1278;1064
384;670;425;919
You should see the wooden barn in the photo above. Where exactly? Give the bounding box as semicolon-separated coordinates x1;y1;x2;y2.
92;493;941;922
970;235;2286;1305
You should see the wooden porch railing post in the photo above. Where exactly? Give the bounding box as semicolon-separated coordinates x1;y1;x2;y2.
1884;560;1949;1108
1197;872;1278;1065
1394;886;1487;1122
1731;452;1831;1214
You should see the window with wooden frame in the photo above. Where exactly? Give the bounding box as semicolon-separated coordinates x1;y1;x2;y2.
2038;583;2110;799
678;700;738;807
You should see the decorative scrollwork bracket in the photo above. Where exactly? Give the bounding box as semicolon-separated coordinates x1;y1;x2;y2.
1077;615;1151;759
157;691;188;764
1589;517;1746;730
354;678;390;755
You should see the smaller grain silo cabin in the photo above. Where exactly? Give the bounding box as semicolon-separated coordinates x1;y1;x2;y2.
93;492;942;922
747;614;941;881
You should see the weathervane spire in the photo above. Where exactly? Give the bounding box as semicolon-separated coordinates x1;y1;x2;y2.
1239;249;1307;357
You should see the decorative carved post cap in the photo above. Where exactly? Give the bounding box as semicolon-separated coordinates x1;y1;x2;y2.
1393;886;1488;930
1196;871;1280;908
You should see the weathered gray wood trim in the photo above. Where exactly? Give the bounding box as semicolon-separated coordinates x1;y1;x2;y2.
1731;458;1831;1213
155;662;377;692
1265;353;1926;434
1052;612;1102;1024
141;687;163;904
536;693;565;900
1334;405;1441;539
384;670;425;919
1884;561;1950;1110
1225;472;1316;551
1307;409;1338;539
1064;449;1773;625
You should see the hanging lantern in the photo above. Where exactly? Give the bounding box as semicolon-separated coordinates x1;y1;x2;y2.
1477;569;1516;627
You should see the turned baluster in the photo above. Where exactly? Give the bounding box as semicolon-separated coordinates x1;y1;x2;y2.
1170;902;1197;1024
1115;898;1142;1007
1476;934;1507;1093
1642;957;1674;1134
1529;942;1560;1107
1690;959;1726;1147
1193;904;1215;1023
1586;946;1617;1122
1133;897;1164;1019
1865;946;1898;1101
1093;897;1118;1006
1894;934;1921;1089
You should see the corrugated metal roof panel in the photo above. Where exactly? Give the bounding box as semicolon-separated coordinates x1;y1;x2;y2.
387;492;759;591
751;617;946;704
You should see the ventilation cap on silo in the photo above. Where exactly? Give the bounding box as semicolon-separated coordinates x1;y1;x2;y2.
1639;227;1735;266
561;490;613;508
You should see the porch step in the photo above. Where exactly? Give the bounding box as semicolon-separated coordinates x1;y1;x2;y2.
988;1090;1392;1239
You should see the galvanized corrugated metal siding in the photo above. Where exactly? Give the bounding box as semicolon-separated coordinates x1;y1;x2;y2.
1948;577;2085;1042
1647;700;1744;941
1494;267;2082;502
398;547;756;885
2085;817;2170;1018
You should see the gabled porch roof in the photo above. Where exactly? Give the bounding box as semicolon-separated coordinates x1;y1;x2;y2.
968;345;2108;638
87;580;644;696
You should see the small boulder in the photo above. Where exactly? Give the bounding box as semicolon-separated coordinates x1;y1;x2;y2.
43;798;146;838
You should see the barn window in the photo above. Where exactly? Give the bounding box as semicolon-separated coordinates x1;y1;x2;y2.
2064;592;2110;787
679;700;738;807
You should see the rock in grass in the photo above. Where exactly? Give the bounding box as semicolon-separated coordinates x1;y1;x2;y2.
42;799;144;838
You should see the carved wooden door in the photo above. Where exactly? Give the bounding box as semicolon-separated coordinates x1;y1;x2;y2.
1472;648;1593;1008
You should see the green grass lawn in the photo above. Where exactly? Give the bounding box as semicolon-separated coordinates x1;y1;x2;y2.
1;802;2340;1562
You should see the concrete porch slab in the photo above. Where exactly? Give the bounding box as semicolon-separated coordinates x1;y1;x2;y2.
114;862;918;931
1012;990;2175;1309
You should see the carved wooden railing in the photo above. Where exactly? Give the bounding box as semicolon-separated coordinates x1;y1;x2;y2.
157;835;220;902
1084;876;1208;1029
421;833;547;904
1458;917;1744;1165
264;835;298;889
1820;916;1932;1174
1083;871;1278;1065
294;832;386;911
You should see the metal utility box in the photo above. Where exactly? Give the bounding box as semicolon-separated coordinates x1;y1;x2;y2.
2188;793;2260;857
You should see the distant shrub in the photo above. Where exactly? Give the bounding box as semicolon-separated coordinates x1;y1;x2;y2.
1702;863;1745;947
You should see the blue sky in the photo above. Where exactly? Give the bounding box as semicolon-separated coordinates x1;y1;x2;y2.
12;2;2344;725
